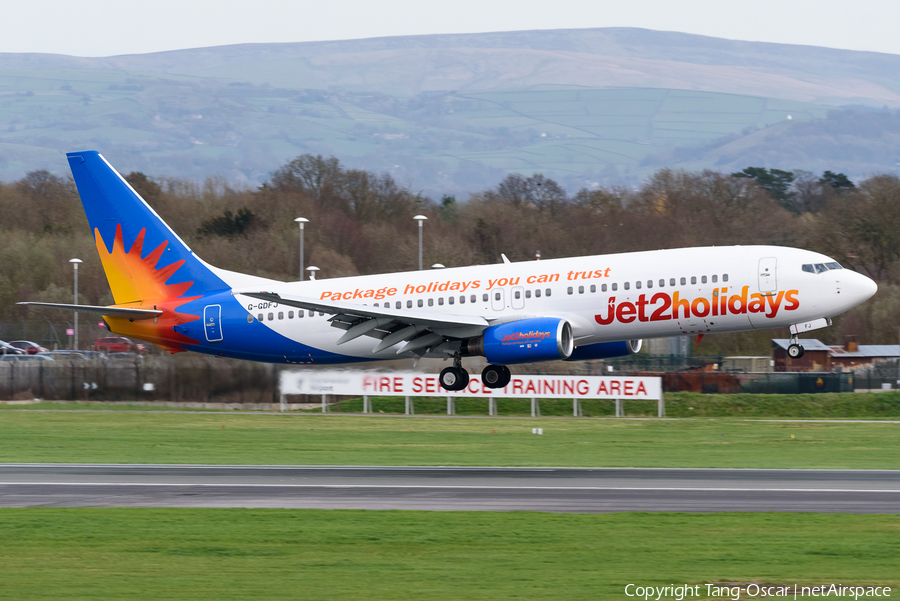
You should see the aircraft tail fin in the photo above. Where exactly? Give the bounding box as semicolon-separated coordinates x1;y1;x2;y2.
66;151;227;306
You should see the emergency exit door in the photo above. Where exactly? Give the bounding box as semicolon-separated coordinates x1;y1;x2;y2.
204;304;223;343
758;258;777;293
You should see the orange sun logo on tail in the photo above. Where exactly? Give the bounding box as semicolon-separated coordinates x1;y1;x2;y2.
95;225;202;352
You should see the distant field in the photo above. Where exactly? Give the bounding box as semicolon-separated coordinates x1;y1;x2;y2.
0;410;896;468
0;509;896;600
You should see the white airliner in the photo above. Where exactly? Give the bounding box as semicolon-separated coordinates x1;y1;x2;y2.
20;152;878;391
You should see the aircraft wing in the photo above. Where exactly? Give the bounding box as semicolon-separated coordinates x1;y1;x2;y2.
17;302;163;320
239;291;489;355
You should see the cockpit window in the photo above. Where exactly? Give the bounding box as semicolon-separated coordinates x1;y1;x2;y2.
804;262;843;273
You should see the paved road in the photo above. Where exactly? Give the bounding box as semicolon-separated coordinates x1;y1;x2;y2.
1;465;898;512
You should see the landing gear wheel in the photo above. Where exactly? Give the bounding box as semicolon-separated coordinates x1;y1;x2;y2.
787;343;805;359
482;364;511;389
440;366;470;391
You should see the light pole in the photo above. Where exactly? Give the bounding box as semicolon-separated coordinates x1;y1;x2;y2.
413;215;427;271
294;217;308;280
69;258;82;350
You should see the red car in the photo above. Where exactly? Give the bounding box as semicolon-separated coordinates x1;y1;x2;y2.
8;340;48;355
93;337;145;354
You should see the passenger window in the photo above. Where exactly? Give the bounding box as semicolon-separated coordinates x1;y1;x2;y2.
535;289;542;298
449;297;454;305
407;300;413;308
268;312;274;321
278;312;284;320
438;298;444;306
680;277;686;285
471;294;477;303
567;286;573;295
635;281;641;290
395;302;401;309
659;279;665;287
428;298;433;307
612;283;618;291
248;314;254;323
515;290;521;299
815;263;827;274
670;278;676;286
601;284;607;292
723;274;729;282
460;296;465;304
712;275;718;283
319;312;324;316
624;282;630;290
417;299;423;307
257;313;263;322
701;276;707;284
288;311;294;319
298;311;304;318
578;286;584;294
690;277;697;285
589;285;595;293
647;280;653;289
826;262;842;270
483;293;489;302
545;288;551;297
526;290;532;298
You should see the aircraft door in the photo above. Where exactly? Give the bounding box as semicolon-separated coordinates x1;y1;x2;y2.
511;286;525;310
758;258;777;293
491;288;505;311
204;304;223;343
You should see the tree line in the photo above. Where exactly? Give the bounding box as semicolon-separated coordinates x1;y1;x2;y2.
1;156;899;354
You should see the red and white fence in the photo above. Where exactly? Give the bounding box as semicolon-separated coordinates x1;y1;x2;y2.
279;370;664;417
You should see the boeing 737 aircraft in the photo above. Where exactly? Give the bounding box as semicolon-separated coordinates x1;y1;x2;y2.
20;151;878;391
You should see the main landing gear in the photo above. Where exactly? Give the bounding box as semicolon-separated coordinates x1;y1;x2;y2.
439;355;512;392
481;364;511;389
440;353;470;391
787;335;805;359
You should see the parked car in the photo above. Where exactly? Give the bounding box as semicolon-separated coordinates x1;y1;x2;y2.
45;351;90;361
107;352;143;362
93;337;145;354
0;354;54;362
0;340;26;355
8;340;49;355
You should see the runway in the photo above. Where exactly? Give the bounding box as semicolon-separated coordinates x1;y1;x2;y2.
1;464;898;513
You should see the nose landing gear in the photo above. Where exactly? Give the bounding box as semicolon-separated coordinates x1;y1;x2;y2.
787;335;805;359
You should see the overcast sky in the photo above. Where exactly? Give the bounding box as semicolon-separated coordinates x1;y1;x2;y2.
2;0;899;57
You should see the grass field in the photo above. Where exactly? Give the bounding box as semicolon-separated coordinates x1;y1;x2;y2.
0;410;896;468
0;509;896;600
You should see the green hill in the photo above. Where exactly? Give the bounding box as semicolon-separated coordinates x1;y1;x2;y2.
1;27;898;193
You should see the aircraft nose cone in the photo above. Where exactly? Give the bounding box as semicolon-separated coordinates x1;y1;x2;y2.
846;271;878;305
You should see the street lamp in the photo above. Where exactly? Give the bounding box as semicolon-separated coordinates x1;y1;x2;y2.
69;258;82;350
306;266;320;281
413;215;427;271
294;217;309;280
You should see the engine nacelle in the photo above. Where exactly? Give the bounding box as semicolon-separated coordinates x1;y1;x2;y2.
464;318;574;365
564;339;642;362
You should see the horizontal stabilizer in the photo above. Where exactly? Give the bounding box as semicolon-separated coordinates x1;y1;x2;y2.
17;302;163;320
